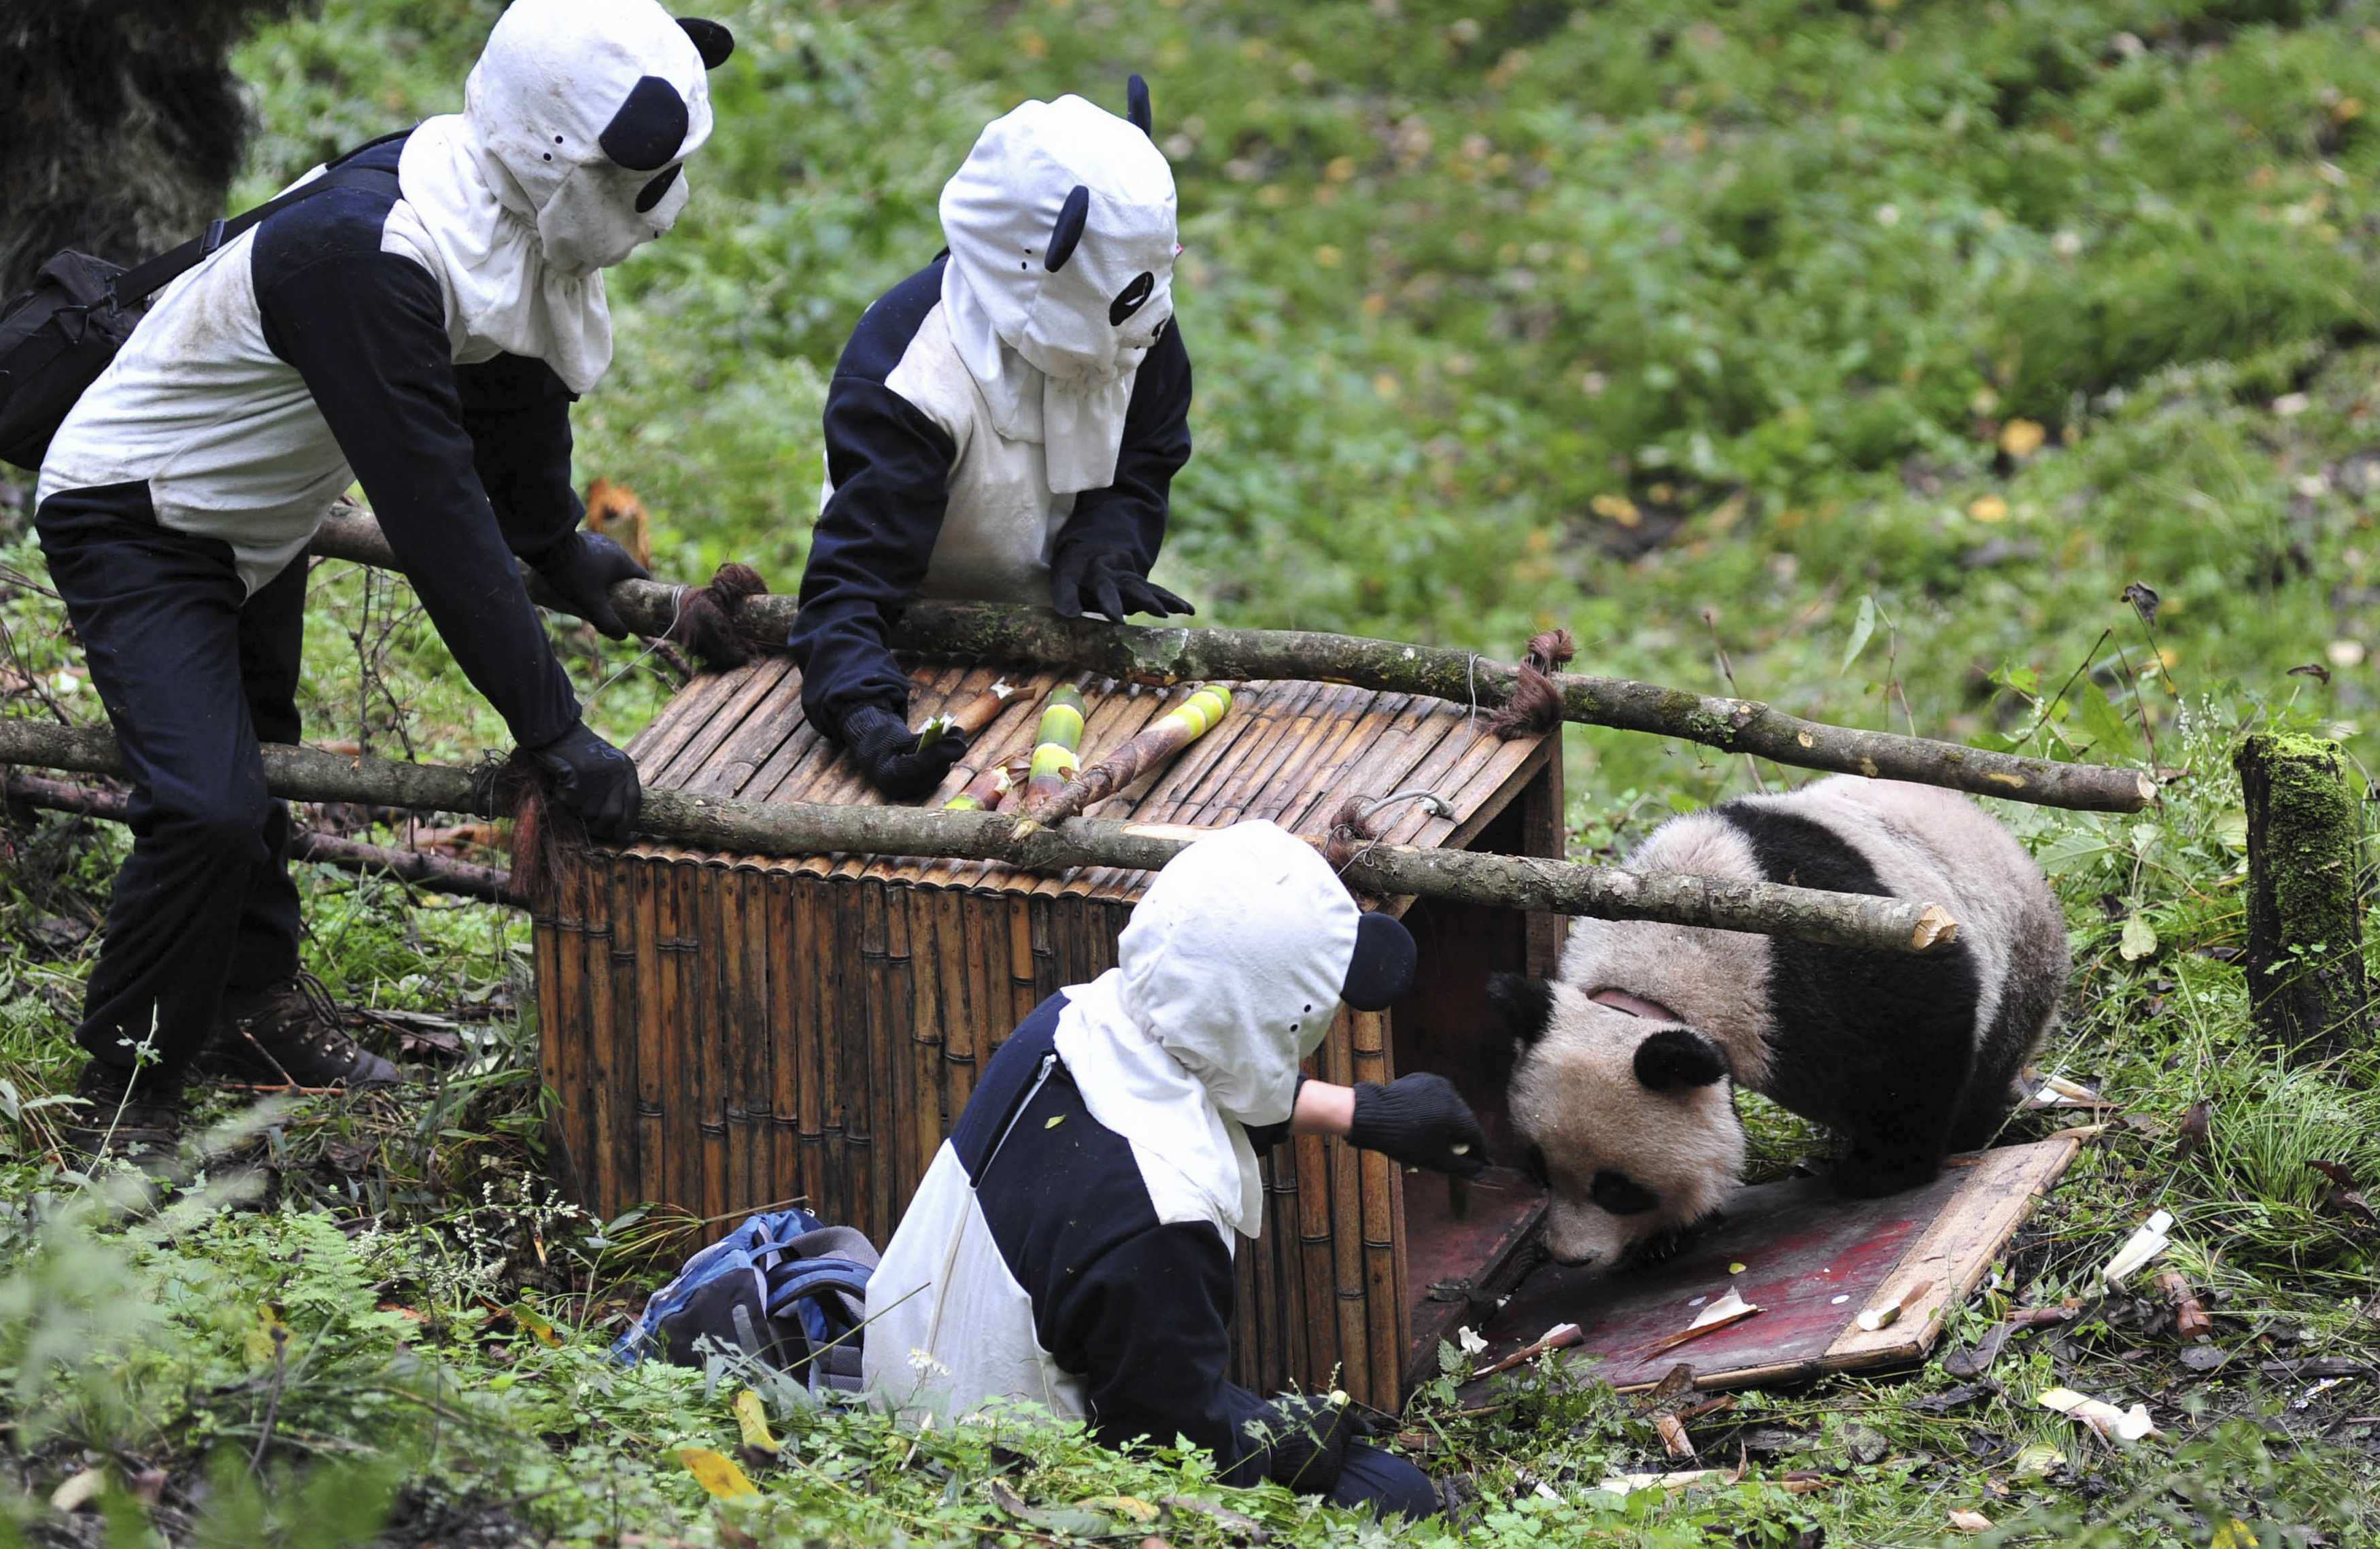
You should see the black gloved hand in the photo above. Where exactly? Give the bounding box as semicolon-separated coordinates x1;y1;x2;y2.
1049;547;1194;622
526;720;641;841
534;530;650;639
1258;1393;1359;1493
1347;1073;1488;1177
840;704;968;802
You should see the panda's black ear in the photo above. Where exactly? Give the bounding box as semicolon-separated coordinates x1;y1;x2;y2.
1126;73;1153;136
1633;1028;1729;1093
678;18;734;69
1486;973;1556;1051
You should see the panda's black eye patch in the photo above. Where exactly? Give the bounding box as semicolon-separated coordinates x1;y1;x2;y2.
1519;1143;1550;1189
1589;1170;1658;1216
634;164;681;214
1109;271;1155;326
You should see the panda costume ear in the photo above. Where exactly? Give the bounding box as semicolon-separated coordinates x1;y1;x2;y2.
1126;73;1153;136
1486;973;1557;1051
1045;184;1091;272
677;17;735;69
1633;1027;1729;1092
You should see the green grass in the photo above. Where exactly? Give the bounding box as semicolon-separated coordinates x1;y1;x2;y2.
3;0;2380;1542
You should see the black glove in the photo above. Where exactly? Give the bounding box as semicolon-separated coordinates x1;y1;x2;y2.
526;720;641;841
533;530;650;639
840;704;968;801
1049;547;1194;622
1258;1393;1360;1493
1348;1074;1488;1177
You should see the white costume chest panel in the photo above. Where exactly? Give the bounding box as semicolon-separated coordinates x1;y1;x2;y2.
823;301;1076;604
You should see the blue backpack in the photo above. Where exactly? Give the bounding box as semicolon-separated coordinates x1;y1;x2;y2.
613;1208;878;1393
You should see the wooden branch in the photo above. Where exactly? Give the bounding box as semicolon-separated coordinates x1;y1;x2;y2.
307;509;2152;814
0;717;1958;955
3;769;521;906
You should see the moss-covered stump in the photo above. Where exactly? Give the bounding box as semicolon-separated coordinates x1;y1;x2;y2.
2234;734;2372;1068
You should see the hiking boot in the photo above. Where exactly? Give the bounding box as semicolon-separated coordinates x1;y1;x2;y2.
201;975;401;1089
63;1061;187;1165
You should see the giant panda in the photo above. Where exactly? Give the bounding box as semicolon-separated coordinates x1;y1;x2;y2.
1491;776;2069;1272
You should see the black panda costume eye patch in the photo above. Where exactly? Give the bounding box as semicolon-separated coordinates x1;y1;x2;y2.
1109;272;1155;325
599;75;691;171
634;165;681;214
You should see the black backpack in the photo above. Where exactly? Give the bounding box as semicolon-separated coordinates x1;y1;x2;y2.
0;135;405;473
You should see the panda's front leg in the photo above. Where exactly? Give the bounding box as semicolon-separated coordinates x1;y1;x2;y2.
1831;1139;1944;1199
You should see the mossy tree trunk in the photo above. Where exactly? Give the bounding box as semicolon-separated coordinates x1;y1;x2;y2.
2234;733;2372;1068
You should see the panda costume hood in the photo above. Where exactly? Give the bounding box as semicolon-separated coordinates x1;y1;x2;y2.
1055;819;1357;1238
398;0;727;392
938;90;1178;494
862;821;1416;1437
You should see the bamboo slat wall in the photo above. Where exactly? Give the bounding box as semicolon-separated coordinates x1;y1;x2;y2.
534;654;1562;1407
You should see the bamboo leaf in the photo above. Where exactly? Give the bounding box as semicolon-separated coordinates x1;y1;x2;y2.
1840;596;1877;676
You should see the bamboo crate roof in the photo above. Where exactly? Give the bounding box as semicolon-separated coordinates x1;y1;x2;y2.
618;656;1555;901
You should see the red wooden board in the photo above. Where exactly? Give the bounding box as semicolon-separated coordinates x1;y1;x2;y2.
1403;1167;1546;1378
1468;1164;1969;1392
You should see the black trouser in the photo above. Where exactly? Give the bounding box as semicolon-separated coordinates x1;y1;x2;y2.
35;481;305;1077
1326;1442;1440;1518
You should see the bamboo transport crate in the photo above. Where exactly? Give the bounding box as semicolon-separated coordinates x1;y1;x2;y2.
534;651;1565;1408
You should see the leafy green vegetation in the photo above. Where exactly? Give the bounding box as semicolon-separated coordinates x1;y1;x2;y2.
3;0;2378;1543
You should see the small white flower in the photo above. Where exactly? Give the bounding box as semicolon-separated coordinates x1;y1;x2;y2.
1327;1388;1350;1406
906;1346;952;1380
1457;1326;1489;1359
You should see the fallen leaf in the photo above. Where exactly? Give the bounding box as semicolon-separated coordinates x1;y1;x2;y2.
2288;662;2332;685
2121;581;2161;626
1727;1261;1748;1276
732;1389;778;1453
1633;1361;1699;1413
1043;1114;1066;1130
1593;1469;1718;1495
2180;1344;2229;1373
2175;1099;2212;1163
2155;1270;2214;1341
1969;494;2010;523
1083;1495;1161;1523
1943;1320;2018;1378
2308;1161;2380;1229
1654;1412;1696;1461
2211;1518;2260;1549
2119;913;2158;961
2011;1442;2063;1480
2001;420;2047;458
513;1301;561;1347
1949;1508;1994;1533
1159;1495;1269;1542
1476;1321;1582;1378
677;1447;758;1500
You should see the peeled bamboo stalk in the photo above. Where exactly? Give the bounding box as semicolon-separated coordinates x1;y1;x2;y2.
1021;685;1087;811
1022;683;1231;829
918;679;1021;747
0;718;1958;953
306;508;2150;813
942;757;1025;813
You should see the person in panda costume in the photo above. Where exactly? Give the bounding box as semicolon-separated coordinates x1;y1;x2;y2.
863;821;1484;1516
1486;777;2069;1273
33;0;734;1159
789;82;1195;799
